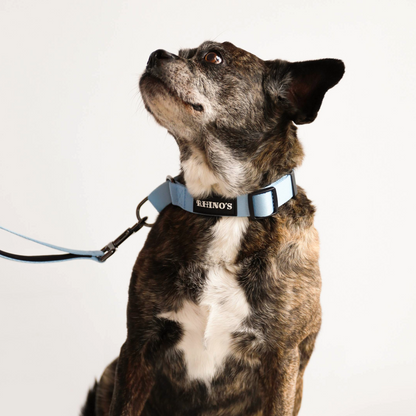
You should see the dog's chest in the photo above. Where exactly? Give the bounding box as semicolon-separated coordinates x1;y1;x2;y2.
160;217;250;383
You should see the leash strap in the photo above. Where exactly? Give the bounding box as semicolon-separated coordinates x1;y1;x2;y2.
0;216;148;264
0;225;104;263
148;170;297;219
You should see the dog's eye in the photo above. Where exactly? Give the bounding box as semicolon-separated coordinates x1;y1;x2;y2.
204;52;222;64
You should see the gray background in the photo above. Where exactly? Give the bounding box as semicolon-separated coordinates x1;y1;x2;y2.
0;1;415;415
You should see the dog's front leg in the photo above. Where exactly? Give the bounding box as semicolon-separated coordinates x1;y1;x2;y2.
261;348;300;416
109;342;155;416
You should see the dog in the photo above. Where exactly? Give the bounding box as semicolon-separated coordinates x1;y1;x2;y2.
81;41;344;416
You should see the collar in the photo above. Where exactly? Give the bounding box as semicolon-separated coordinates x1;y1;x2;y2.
148;170;297;219
0;170;297;265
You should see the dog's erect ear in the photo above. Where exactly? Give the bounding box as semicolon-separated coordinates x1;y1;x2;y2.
267;59;345;125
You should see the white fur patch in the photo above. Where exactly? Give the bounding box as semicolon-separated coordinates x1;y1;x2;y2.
181;149;219;198
182;144;246;198
159;217;250;383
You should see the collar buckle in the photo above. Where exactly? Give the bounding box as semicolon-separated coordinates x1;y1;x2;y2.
248;186;278;220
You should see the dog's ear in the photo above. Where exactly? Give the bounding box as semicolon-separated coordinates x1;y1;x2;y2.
266;59;345;124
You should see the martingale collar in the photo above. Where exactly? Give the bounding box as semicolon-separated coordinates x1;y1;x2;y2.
148;170;297;219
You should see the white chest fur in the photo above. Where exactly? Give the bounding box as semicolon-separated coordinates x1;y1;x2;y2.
159;217;250;383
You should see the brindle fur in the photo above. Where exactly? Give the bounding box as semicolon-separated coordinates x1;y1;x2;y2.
81;41;344;416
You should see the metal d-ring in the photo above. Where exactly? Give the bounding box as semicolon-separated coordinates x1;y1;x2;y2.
136;197;154;227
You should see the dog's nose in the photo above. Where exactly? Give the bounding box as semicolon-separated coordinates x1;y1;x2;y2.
147;49;177;69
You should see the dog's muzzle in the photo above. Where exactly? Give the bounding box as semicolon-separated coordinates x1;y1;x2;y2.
147;49;178;70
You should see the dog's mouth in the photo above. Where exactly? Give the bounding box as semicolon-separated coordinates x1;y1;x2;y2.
140;73;204;113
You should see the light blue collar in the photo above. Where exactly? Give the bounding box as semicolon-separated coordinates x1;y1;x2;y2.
148;170;297;219
0;171;297;264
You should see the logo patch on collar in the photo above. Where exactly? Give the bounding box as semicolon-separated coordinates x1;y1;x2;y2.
193;196;237;217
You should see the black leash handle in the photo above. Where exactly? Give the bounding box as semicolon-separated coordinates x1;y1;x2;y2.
0;250;96;263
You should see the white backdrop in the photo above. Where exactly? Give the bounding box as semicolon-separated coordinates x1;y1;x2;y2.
1;1;415;415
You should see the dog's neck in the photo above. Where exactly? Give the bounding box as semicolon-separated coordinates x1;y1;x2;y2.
173;122;304;199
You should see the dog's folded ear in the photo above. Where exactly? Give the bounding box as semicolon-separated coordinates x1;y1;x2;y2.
266;59;345;125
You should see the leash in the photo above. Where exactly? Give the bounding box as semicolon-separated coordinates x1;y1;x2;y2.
0;200;151;263
0;171;297;264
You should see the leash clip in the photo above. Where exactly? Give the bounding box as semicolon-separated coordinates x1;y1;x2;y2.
99;243;116;262
100;195;159;261
99;216;148;262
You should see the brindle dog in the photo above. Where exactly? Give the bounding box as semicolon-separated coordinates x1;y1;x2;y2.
81;41;344;416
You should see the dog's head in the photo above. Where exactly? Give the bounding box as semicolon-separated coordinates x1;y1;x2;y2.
140;41;344;198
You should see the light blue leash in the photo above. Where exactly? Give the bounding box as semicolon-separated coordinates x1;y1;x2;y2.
0;225;104;263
